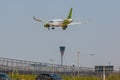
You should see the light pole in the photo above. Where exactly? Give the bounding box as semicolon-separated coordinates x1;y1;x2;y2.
77;51;80;77
50;59;54;73
103;66;106;80
89;53;95;68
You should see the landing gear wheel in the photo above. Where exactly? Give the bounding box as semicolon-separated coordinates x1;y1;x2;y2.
63;26;67;30
48;28;50;30
52;27;55;29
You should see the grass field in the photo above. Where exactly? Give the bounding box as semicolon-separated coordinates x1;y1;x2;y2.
9;73;37;80
9;73;100;80
8;73;120;80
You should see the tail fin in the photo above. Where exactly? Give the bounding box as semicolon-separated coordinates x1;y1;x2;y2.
67;8;72;19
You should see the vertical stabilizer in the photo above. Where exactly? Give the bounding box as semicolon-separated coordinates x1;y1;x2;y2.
67;8;72;19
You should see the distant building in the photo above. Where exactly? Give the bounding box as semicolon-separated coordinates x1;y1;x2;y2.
95;65;114;72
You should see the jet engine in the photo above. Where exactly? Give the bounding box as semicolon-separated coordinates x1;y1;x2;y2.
44;23;50;28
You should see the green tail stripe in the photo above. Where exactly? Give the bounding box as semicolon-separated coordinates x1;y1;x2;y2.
67;8;72;19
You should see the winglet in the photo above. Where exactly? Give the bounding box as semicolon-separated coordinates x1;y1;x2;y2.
67;8;72;19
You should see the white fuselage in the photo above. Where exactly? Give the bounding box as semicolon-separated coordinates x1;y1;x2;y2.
48;19;63;27
48;19;72;27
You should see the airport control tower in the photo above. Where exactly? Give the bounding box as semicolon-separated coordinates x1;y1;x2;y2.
59;46;65;66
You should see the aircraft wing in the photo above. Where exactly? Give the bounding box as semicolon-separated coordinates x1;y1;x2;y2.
33;16;46;23
68;20;88;26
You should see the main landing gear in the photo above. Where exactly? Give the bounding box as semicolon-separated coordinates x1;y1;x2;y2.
47;27;55;30
62;26;67;30
51;27;55;29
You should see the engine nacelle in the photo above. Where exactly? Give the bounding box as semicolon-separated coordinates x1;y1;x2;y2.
44;23;50;28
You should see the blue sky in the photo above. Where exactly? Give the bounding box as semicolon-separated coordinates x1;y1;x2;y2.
0;0;120;70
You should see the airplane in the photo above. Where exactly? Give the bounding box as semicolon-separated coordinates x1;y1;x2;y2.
33;8;87;30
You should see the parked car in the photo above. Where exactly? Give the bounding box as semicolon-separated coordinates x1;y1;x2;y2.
0;73;11;80
36;73;63;80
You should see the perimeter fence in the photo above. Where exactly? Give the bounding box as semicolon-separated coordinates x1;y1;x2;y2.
0;57;100;76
